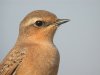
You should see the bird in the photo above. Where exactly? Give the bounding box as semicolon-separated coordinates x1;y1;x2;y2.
0;10;70;75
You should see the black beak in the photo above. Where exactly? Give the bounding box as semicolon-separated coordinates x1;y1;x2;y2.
56;19;70;25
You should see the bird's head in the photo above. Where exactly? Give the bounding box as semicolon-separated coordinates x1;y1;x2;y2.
18;10;70;43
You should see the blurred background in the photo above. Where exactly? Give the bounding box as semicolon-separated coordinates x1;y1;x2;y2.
0;0;100;75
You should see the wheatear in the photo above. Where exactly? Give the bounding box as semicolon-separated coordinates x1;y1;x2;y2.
0;10;70;75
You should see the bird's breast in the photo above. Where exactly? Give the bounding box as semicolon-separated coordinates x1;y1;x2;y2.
16;43;60;75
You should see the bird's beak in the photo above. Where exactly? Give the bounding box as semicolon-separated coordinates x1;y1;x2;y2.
56;19;70;26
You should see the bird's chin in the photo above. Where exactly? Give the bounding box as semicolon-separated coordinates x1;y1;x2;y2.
55;24;60;28
51;23;60;28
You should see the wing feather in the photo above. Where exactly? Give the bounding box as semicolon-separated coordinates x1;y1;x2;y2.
0;47;26;75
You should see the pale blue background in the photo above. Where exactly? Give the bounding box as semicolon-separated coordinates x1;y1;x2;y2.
0;0;100;75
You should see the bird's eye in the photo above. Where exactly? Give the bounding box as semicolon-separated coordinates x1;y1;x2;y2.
35;21;44;27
